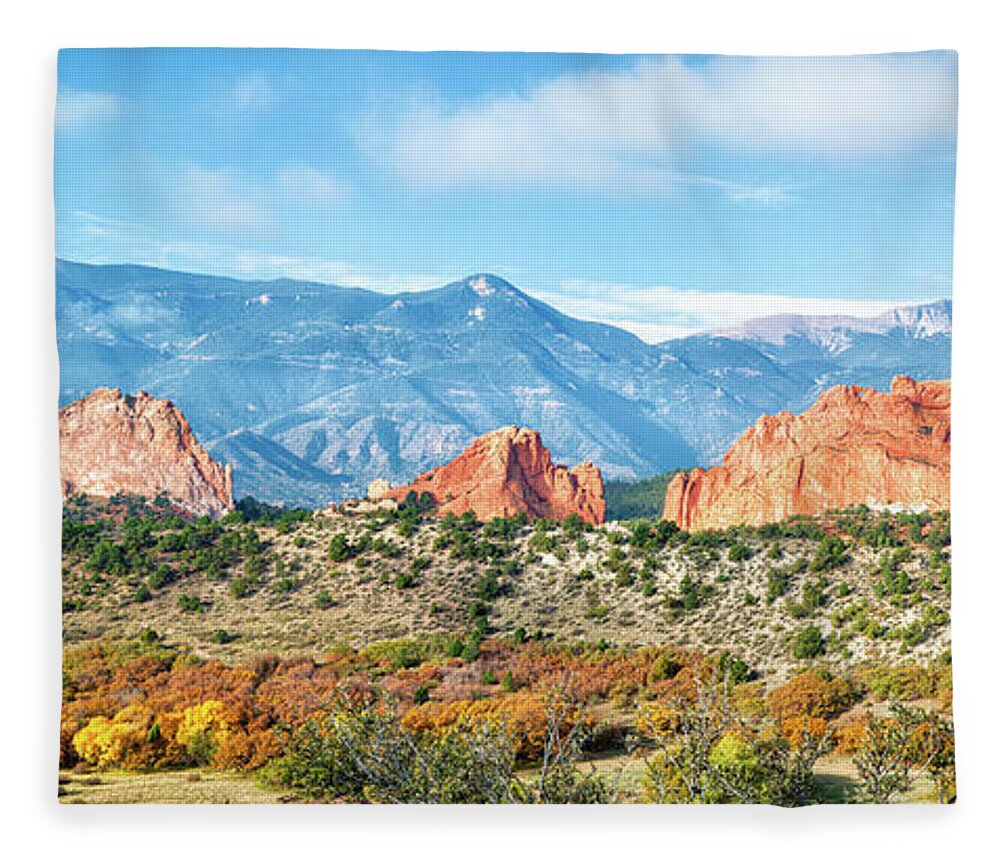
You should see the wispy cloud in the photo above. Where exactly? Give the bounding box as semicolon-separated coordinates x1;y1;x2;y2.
220;251;444;292
538;279;908;342
169;163;350;233
223;71;278;116
170;164;274;233
275;165;351;206
58;217;445;294
69;210;130;241
56;88;122;132
380;53;956;196
671;172;803;205
97;157;352;240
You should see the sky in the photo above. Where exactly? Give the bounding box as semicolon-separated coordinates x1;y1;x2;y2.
55;49;957;341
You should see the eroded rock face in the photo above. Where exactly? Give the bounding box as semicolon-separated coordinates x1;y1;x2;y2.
384;425;605;524
663;376;950;531
59;388;234;517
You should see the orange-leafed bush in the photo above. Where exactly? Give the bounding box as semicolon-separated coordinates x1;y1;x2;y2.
213;727;280;770
780;715;830;748
401;691;586;759
767;671;855;722
833;714;868;754
502;644;656;701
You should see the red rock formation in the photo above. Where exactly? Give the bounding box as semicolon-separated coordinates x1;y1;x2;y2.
384;425;605;524
59;388;234;517
663;376;950;531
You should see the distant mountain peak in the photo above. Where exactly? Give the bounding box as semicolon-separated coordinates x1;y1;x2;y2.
713;299;951;348
466;274;499;297
876;299;952;339
453;273;529;303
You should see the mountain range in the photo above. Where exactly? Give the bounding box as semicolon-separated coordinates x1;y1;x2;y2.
56;259;951;506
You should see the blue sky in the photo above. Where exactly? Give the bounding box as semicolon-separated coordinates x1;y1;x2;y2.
55;49;957;341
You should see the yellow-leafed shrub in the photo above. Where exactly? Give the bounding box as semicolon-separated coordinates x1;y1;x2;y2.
72;704;152;768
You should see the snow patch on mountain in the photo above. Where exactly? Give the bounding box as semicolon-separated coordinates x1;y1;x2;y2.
715;299;951;347
468;276;495;297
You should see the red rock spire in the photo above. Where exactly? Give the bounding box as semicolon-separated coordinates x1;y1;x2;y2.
59;387;234;517
384;425;605;524
663;377;950;530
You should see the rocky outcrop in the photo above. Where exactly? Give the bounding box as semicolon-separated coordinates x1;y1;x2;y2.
663;376;950;531
59;388;234;517
383;426;605;524
367;478;393;501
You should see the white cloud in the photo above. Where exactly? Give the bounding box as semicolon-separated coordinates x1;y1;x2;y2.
100;157;351;238
222;252;444;292
58;219;445;294
170;164;274;233
697;54;957;157
276;165;351;205
56;89;121;132
173;163;350;231
69;210;129;240
226;71;278;114
538;279;907;342
384;53;956;193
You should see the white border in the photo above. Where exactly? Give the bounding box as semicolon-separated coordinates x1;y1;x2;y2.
2;1;998;856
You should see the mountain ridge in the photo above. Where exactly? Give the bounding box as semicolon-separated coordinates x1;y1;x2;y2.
713;298;952;347
56;259;951;507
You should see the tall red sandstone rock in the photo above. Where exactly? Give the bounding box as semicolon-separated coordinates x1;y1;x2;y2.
384;426;605;524
59;388;234;517
663;376;950;531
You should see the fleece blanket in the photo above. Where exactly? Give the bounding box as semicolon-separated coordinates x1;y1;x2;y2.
56;49;956;804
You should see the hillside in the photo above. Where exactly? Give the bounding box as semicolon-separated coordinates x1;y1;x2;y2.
62;498;951;683
605;471;684;520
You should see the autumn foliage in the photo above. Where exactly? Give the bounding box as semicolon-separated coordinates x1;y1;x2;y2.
401;691;587;759
61;635;952;800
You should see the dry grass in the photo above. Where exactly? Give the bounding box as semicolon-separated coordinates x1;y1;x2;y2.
57;769;292;804
57;753;938;804
62;510;951;683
